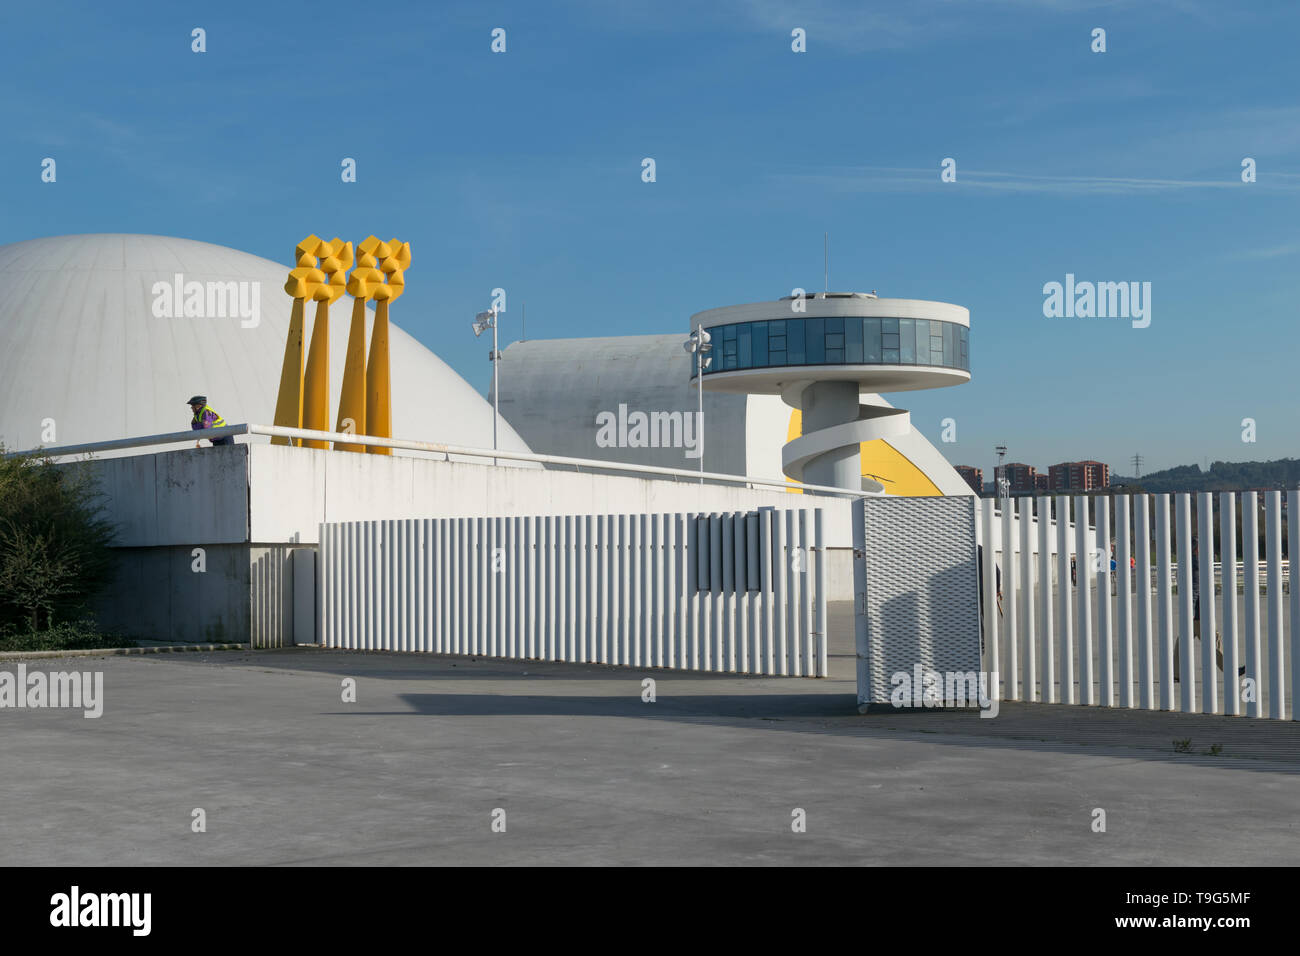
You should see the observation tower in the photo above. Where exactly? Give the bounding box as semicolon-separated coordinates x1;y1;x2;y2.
689;292;971;494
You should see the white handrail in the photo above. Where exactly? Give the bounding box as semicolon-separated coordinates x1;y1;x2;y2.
5;423;880;500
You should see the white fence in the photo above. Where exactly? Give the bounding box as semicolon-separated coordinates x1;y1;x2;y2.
979;492;1299;719
319;508;829;676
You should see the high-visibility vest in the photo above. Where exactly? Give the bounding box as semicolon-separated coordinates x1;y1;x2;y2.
193;405;226;428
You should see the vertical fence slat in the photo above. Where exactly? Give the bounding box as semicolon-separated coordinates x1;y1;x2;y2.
1243;492;1262;718
1037;495;1055;704
1055;495;1074;704
1135;496;1154;708
1097;499;1113;707
1290;491;1300;721
1020;497;1037;702
1175;494;1196;712
1154;495;1175;710
1075;495;1093;706
1002;499;1018;700
815;509;827;678
1266;491;1284;720
1197;494;1218;714
1116;496;1132;707
1221;494;1239;715
980;500;999;700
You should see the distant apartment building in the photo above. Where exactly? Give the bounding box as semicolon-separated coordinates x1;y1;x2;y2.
955;465;983;495
1048;460;1110;491
1002;462;1038;494
1035;473;1049;492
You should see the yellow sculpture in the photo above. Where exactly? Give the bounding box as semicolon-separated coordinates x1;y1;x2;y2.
302;238;352;449
363;237;410;455
272;235;326;446
274;233;409;454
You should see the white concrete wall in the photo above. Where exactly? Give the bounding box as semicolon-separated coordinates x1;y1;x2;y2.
247;444;855;548
72;444;249;547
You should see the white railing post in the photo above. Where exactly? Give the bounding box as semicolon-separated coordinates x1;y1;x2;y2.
1075;495;1094;705
1175;494;1196;712
1290;491;1300;721
1055;495;1074;704
1266;492;1285;719
1038;495;1055;704
1135;495;1154;709
815;510;828;678
1196;494;1218;714
1097;498;1114;707
1155;495;1175;710
1003;499;1019;701
1243;494;1263;717
981;499;999;697
1220;495;1239;715
1020;497;1037;702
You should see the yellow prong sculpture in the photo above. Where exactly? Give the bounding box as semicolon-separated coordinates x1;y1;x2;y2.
272;234;326;446
363;239;410;455
302;238;352;449
335;241;385;453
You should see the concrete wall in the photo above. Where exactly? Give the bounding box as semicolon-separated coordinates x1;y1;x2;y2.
75;442;861;647
92;544;250;643
246;443;855;547
77;444;250;547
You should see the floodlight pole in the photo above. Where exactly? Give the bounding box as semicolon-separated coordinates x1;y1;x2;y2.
491;306;500;457
697;339;705;483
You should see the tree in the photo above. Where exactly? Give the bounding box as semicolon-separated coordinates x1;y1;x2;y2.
0;446;117;632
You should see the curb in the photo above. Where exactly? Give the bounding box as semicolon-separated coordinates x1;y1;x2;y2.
0;643;250;661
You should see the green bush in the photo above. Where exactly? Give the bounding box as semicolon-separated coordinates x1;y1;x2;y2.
0;619;135;653
0;446;117;632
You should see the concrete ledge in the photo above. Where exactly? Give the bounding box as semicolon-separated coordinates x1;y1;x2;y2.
0;643;249;661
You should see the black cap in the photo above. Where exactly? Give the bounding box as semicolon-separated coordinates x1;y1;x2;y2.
188;395;207;405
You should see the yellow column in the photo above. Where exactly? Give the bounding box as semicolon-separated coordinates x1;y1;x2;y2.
302;238;352;449
337;237;385;452
273;236;326;446
334;296;369;453
362;237;410;455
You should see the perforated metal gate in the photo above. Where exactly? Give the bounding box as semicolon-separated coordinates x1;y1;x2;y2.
852;496;982;708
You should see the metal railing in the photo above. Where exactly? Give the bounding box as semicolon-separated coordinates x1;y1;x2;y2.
6;423;879;501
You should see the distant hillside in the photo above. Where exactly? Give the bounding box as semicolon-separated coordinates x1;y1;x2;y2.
1111;458;1300;493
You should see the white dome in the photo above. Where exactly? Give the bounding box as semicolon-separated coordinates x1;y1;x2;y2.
0;234;531;454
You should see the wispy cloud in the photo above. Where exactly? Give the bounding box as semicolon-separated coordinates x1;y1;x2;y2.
1226;241;1300;260
770;165;1300;195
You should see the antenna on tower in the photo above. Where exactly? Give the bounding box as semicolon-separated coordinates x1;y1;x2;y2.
824;232;828;293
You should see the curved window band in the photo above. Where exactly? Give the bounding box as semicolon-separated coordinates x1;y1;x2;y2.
697;317;969;376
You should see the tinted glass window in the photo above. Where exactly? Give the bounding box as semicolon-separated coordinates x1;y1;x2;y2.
738;323;752;367
846;317;863;363
899;319;915;364
805;318;825;363
752;321;768;366
787;320;805;364
865;318;882;362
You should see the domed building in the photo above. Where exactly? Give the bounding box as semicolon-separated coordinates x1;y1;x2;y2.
0;233;530;454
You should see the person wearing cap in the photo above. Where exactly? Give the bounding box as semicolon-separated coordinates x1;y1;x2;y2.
188;396;232;446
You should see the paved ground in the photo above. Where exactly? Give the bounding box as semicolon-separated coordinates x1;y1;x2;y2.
3;607;1299;866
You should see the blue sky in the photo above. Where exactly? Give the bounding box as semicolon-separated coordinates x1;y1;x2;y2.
3;0;1298;478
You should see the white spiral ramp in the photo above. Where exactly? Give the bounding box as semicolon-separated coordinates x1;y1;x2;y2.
781;396;911;495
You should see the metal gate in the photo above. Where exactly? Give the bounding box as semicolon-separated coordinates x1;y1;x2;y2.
853;496;982;708
319;508;828;676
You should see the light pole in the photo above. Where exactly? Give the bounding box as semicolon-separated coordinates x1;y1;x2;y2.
683;325;712;482
473;307;499;462
995;444;1008;500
